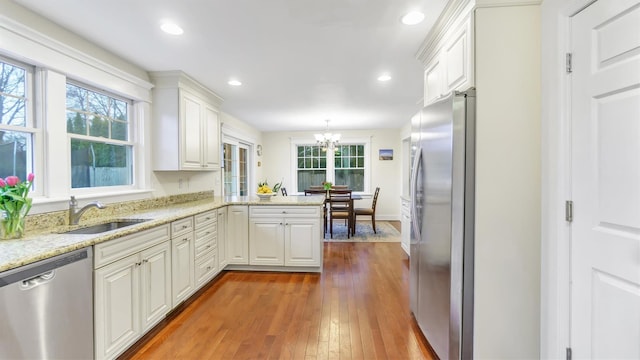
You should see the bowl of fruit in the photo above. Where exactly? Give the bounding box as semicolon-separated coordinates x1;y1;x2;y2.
256;180;282;200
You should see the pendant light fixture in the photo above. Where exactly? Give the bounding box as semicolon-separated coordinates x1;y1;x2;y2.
314;119;341;152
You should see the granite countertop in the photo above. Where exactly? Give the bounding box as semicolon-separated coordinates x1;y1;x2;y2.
0;195;325;273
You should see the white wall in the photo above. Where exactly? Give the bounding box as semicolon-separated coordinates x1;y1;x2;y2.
261;128;403;220
473;5;541;358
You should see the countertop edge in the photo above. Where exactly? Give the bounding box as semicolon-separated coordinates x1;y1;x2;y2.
0;196;325;273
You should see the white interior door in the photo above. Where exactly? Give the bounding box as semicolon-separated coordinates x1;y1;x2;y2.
570;0;640;358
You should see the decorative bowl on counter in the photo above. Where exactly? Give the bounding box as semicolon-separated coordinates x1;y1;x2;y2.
256;193;275;200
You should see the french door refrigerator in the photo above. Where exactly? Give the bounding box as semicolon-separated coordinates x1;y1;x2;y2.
410;89;475;359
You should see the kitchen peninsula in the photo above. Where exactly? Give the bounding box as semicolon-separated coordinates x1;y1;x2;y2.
0;194;325;273
0;193;325;360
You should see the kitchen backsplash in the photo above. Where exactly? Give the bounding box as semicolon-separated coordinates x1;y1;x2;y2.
25;191;215;233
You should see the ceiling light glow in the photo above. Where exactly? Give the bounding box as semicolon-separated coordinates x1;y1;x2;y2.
228;80;242;86
377;74;392;82
401;11;425;25
160;22;184;35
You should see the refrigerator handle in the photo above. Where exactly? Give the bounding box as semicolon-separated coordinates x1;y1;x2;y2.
410;146;422;240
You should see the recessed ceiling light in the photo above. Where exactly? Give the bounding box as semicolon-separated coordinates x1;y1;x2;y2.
377;74;392;82
160;22;183;35
401;11;425;25
228;80;242;86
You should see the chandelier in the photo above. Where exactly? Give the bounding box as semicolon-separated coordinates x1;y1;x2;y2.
314;119;341;152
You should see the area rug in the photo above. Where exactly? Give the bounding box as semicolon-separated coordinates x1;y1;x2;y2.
324;221;401;242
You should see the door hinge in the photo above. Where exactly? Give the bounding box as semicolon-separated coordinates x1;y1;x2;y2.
566;53;573;73
565;200;573;222
566;347;572;360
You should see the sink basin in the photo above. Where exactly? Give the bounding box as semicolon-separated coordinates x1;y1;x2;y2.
63;219;150;235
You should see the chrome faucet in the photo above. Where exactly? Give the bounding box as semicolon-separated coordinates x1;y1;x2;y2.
69;196;106;225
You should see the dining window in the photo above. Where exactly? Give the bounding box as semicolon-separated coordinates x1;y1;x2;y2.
294;142;367;192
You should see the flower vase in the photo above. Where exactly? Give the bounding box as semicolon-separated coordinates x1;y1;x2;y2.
1;210;26;240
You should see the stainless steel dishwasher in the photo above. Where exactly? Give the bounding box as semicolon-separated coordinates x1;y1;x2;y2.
0;247;94;359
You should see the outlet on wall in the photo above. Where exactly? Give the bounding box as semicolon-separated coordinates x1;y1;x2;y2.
178;178;184;189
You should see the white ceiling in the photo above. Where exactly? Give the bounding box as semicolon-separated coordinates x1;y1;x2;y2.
15;0;447;132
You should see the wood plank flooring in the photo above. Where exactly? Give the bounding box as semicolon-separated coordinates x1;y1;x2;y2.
123;238;435;360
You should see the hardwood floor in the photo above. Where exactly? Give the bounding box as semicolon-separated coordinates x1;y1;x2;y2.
124;241;435;360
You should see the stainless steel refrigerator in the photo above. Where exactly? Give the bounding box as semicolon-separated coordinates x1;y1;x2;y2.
410;89;475;359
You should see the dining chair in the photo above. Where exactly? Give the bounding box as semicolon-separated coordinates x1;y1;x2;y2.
331;185;349;190
354;187;380;233
328;189;353;238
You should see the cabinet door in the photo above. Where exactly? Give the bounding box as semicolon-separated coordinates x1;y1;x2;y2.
94;254;141;360
217;208;228;268
227;205;249;264
424;55;443;105
139;242;171;332
171;232;195;307
203;105;220;169
180;90;204;169
284;218;321;266
401;201;411;256
444;17;473;92
249;218;285;265
195;250;218;288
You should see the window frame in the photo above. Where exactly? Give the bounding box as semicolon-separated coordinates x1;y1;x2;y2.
290;136;371;194
0;55;43;197
65;80;136;193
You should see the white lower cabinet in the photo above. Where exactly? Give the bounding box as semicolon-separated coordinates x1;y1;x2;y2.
401;198;410;256
194;210;218;289
171;217;195;307
227;205;249;264
249;206;322;268
94;225;171;360
217;207;228;268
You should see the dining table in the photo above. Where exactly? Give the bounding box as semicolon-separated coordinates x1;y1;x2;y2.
301;190;362;236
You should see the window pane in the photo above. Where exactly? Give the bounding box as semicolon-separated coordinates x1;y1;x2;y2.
0;131;30;180
89;116;109;138
1;62;27;127
335;169;364;191
70;139;132;188
67;111;87;135
298;170;326;190
112;99;127;120
88;91;110;117
66;84;87;111
111;120;128;141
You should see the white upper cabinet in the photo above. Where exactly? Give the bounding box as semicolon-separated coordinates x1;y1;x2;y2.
150;71;223;171
421;14;474;105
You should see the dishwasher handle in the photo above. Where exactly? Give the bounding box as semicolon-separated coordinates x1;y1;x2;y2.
20;270;56;290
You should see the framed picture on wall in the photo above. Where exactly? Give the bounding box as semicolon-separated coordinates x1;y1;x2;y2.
379;149;393;160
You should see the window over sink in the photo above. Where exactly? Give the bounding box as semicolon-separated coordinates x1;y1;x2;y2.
66;82;134;189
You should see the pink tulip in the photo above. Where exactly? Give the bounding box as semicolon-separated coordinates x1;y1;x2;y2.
27;173;35;182
5;176;19;187
0;178;5;187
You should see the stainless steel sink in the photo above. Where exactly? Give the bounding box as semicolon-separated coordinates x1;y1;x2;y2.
62;219;149;235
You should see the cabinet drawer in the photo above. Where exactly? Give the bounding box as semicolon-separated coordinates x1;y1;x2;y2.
94;224;170;269
195;224;217;258
195;250;217;287
249;206;321;218
171;217;194;237
195;210;216;228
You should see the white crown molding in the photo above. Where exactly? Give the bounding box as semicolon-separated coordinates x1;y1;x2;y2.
149;70;224;107
415;0;542;65
0;14;154;94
